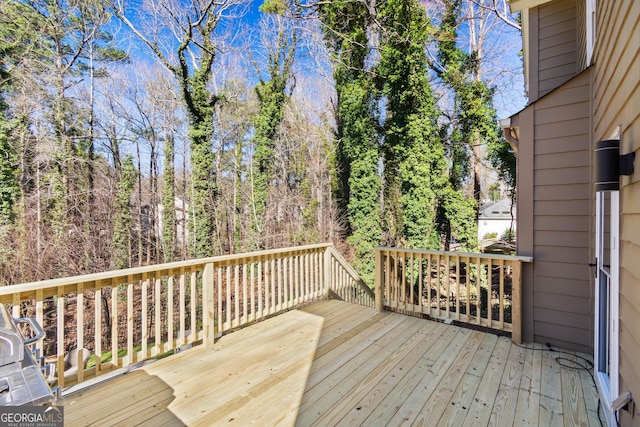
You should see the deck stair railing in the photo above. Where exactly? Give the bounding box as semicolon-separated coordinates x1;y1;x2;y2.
374;247;532;343
0;244;371;391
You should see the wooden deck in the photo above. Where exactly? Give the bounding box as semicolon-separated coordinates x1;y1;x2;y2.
59;300;600;426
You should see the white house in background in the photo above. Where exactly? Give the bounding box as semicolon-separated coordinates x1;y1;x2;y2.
157;196;190;247
477;198;515;240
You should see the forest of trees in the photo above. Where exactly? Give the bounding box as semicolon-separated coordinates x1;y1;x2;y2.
0;0;520;286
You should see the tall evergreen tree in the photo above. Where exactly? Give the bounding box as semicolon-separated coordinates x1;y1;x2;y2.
318;0;382;283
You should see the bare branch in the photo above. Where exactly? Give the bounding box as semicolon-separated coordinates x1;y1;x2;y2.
469;0;521;31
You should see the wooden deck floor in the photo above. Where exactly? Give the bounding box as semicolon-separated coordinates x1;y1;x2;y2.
60;300;600;426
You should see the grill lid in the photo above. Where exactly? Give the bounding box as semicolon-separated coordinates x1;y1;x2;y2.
0;305;24;366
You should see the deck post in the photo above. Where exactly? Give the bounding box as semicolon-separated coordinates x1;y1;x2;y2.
511;261;522;344
203;262;215;346
324;247;332;299
375;249;383;312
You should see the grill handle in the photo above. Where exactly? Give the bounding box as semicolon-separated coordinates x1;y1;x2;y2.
14;317;46;345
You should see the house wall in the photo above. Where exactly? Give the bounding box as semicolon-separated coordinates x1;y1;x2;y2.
528;0;578;102
477;219;514;240
517;70;593;353
533;71;593;353
576;0;587;71
592;0;640;423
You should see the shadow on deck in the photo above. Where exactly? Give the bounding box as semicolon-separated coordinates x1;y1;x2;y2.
60;300;600;426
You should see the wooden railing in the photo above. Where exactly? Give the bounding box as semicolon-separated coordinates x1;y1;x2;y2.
374;247;532;343
0;244;370;391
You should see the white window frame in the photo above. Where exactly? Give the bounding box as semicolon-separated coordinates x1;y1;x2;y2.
594;190;620;427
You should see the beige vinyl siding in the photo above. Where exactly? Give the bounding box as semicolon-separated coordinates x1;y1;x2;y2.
530;71;593;353
593;0;640;424
576;0;587;71
536;0;578;99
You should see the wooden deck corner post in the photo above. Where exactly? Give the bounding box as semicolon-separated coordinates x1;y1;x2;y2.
511;261;522;344
203;262;215;346
324;246;332;300
375;249;383;312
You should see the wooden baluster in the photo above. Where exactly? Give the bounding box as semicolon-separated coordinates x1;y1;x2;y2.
128;280;135;366
243;263;248;324
418;254;424;314
217;268;223;334
455;256;461;321
476;258;482;325
499;259;505;330
95;286;102;374
155;277;161;354
250;262;256;322
426;253;431;314
35;289;43;358
141;278;148;360
271;259;277;312
311;252;316;299
402;253;407;311
234;264;240;328
487;259;492;324
408;252;414;312
190;271;196;343
277;258;283;312
111;282;118;370
295;255;301;303
57;288;65;387
264;260;271;315
77;283;84;383
385;251;391;309
282;256;293;308
438;254;444;317
258;261;263;320
179;272;186;346
167;275;174;352
305;253;310;301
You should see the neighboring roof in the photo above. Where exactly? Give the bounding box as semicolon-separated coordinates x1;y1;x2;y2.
479;199;515;219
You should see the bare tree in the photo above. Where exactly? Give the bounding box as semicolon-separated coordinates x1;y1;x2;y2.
109;0;248;257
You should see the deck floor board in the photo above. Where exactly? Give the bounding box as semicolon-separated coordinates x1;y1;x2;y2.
59;300;599;426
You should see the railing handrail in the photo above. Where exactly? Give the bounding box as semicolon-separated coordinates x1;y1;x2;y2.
375;246;533;263
375;247;530;343
0;243;333;301
326;246;375;300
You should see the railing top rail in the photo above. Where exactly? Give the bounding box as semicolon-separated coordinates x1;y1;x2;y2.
0;243;333;296
375;246;533;263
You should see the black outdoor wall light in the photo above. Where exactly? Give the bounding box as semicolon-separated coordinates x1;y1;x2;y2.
594;139;636;192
